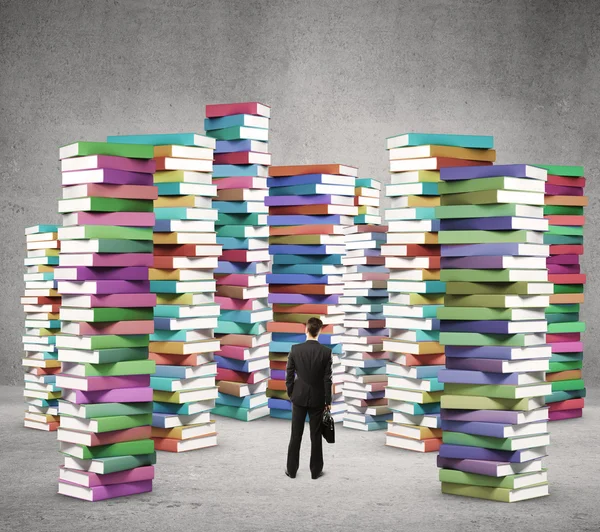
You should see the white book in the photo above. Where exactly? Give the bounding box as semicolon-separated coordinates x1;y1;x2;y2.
388;219;439;232
392;411;440;429
155;207;219;221
356;197;380;207
25;232;57;242
388;280;439;293
157;376;217;392
156;220;216;233
386;317;438;331
388;270;437;281
384;208;432;221
385;435;433;452
388;376;437;392
162;434;218;453
383;305;434;318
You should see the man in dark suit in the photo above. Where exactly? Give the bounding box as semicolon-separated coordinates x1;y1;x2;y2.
285;317;333;480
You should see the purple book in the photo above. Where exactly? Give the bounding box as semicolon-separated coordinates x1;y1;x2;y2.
60;465;155;487
441;243;545;257
440;164;543;181
548;264;580;274
61;155;156;174
268;294;340;304
441;419;546;438
60;253;155;267
61;386;153;404
440;320;545;334
58;374;151;392
267;214;349;226
356;328;389;337
441;256;517;269
439;444;543;463
438;369;530;385
61;168;154;186
444;345;547;360
437;456;531;476
58;280;151;295
265;195;345;207
60;293;156;308
55;267;149;281
270;369;285;380
545;184;584;196
547;254;580;265
58;479;153;501
446;357;517;372
440;217;540;231
441;408;548;424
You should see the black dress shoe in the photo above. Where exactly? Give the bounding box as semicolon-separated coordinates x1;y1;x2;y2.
285;470;296;478
311;471;325;480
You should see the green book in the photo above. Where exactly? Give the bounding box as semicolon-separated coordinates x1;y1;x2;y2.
534;164;584;177
73;453;157;474
546;313;579;324
71;360;156;377
551;379;585;392
59;401;153;418
207;126;268;141
546;304;579;314
443;431;549;452
440;190;542;206
440;332;538;347
64;226;153;241
445;282;552;295
81;240;153;253
212;404;261;421
440;269;544;282
60;347;150;364
444;294;548;308
439;468;548;489
60;141;154;159
58;197;153;213
63;439;155;459
438;177;542;195
547;225;584;236
544;234;583;245
441;394;542;411
436;307;529;320
438;230;539;244
547;321;585;333
63;413;152;432
79;335;150;350
266;389;289;400
549;361;582;372
217;213;266;226
554;284;584;294
543;205;583;215
441;482;549;502
436;204;542;220
74;308;154;322
443;382;550;399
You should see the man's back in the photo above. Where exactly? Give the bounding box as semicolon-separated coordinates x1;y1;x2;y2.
286;339;333;408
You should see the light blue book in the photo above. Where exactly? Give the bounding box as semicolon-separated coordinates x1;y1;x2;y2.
215;139;268;153
213;201;267;214
154;207;217;221
107;132;215;149
272;264;342;275
402;365;445;379
213;164;267;178
26;224;60;234
151;375;216;392
345;421;388;431
387;182;439;196
24;257;59;266
153;402;212;415
386;132;494;149
204;114;269;131
215;321;265;335
269;408;292;420
216;261;264;274
154;364;216;379
355;178;380;189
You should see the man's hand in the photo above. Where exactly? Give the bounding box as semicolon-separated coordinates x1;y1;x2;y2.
324;404;331;412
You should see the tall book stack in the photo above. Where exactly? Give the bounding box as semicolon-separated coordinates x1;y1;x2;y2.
436;163;551;503
23;225;62;430
204;102;272;422
266;164;357;421
55;141;157;501
341;178;391;431
382;133;496;452
108;131;221;452
537;164;587;421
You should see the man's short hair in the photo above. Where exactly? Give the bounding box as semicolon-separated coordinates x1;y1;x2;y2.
306;317;324;338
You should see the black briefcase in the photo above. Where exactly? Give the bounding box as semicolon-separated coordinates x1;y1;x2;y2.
321;410;335;444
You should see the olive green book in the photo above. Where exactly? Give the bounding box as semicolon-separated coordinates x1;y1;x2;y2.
442;431;550;451
443;382;551;399
534;164;584;176
61;439;155;459
440;332;540;348
438;230;540;244
59;401;153;418
547;322;585;333
69;360;156;377
445;282;552;295
441;394;544;411
60;141;154;159
61;413;152;432
436;204;542;220
58;197;153;213
67;308;154;322
439;468;548;489
444;294;549;308
436;307;536;320
440;190;543;206
438;176;543;195
441;482;549;502
551;379;585;392
266;389;289;400
440;269;546;283
63;226;153;240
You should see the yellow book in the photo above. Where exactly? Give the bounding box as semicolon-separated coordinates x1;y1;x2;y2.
22;358;61;368
156;293;197;305
149;269;183;281
153;170;210;183
403;196;441;207
153;145;213;160
154;196;201;208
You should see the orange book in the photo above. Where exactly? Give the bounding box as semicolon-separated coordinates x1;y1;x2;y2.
153;433;217;452
269;225;341;236
545;195;588;206
267;322;337;334
546;370;582;382
549;293;584;304
545;215;585;226
268;379;287;391
353;225;388;233
397;353;445;366
270;361;287;370
149;352;208;366
269;164;357;177
269;285;336;295
272;304;339;314
218;334;262;348
26;367;61;376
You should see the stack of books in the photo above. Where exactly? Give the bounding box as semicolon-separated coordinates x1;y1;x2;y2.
537;164;587;421
266;164;357;421
341;179;391;431
55;141;157;501
436;163;551;502
382;133;496;452
23;225;62;430
107;132;221;451
205;102;272;422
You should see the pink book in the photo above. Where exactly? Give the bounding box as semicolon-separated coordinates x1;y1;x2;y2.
73;184;158;200
206;101;270;118
215;296;257;311
61;293;156;307
61;155;156;173
58;280;150;295
56;374;151;392
67;320;155;336
551;341;583;353
59;465;155;487
58;479;153;501
215;274;265;288
216;345;253;361
214;176;267;190
548;409;582;421
64;212;155;227
547;264;580;274
58;426;151;447
62;387;153;404
349;273;389;281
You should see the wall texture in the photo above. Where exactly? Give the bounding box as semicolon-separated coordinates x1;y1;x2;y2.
1;0;598;385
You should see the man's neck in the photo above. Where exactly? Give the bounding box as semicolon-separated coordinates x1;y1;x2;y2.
306;336;319;342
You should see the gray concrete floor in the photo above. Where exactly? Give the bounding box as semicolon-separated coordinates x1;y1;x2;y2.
1;385;599;532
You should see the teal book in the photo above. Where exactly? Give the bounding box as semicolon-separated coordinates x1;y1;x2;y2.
551;379;585;392
211;404;268;421
385;207;437;220
217;237;264;250
544;389;586;403
543;234;583;245
545;313;579;323
217;213;267;226
386;133;494;149
355;178;380;188
213;201;267;214
155;207;216;221
154;304;220;318
219;309;267;324
268;184;354;196
547;225;584;236
215;321;265;335
204;114;269;130
207;126;268;141
546;304;579;314
150;280;214;294
156;182;216;196
107;133;216;148
344;420;388;431
217;226;267;238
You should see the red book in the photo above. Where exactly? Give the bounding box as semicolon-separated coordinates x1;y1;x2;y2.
20;296;60;305
221;249;269;262
217;368;267;385
270;361;287;371
548;273;586;284
215;274;265;288
544;215;585;226
272;303;339;314
545;184;584;196
546;333;581;343
149;352;209;366
547;174;586;188
269;224;342;236
548;398;584;412
549;245;584;255
213;152;271;166
267;322;337;334
382;244;441;257
206;101;270;118
214;176;267;190
68;184;158;200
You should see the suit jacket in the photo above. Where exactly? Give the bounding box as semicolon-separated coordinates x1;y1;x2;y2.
286;340;333;408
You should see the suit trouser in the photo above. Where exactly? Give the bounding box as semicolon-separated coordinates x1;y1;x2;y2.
287;403;324;477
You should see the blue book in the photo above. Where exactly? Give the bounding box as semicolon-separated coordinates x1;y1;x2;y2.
268;174;351;188
154;207;216;221
267;215;351;226
216;393;268;408
204;114;269;131
268;184;354;197
153;402;211;415
213;164;265;178
214;356;268;373
215;261;262;274
269;408;293;420
107;132;216;148
444;345;548;360
272;254;343;265
213;201;267;214
215;139;268;153
271;333;337;344
387;133;494;149
266;273;333;284
268;398;291;411
440;163;542;181
405;365;445;379
345;420;388;431
154;365;216;379
269;244;343;255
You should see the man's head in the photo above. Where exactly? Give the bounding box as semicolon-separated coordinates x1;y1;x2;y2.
306;317;324;340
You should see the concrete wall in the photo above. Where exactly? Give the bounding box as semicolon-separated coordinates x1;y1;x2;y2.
1;0;598;384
